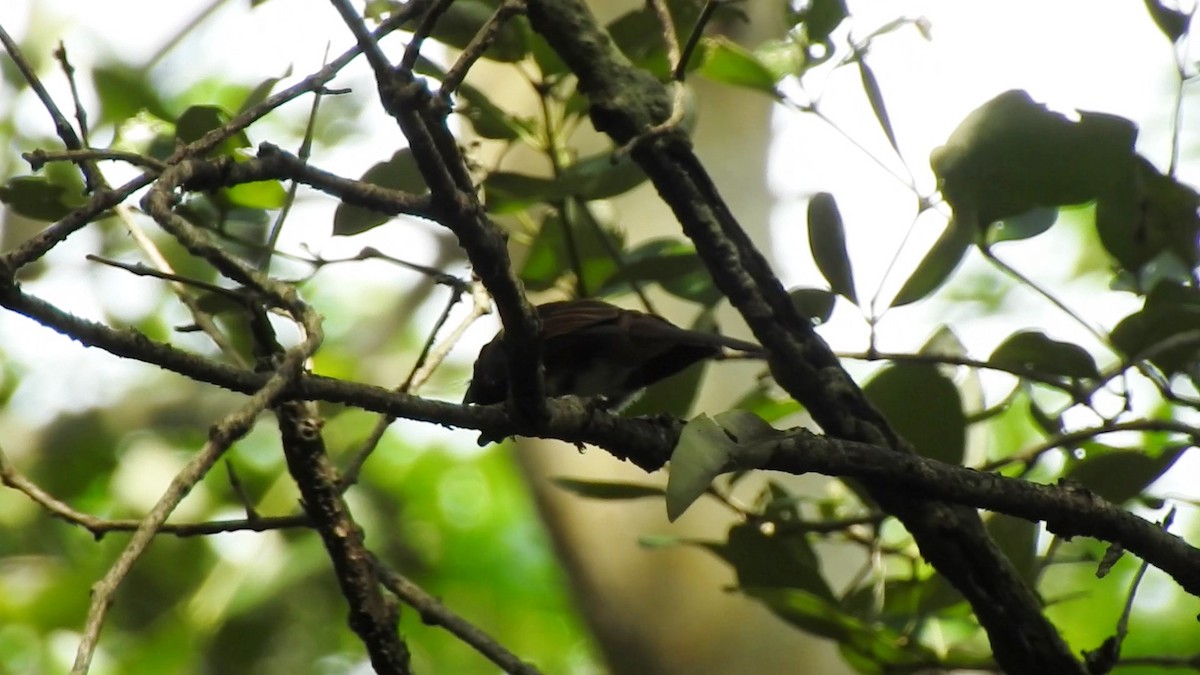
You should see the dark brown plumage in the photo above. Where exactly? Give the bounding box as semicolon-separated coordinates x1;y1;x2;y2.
464;299;762;406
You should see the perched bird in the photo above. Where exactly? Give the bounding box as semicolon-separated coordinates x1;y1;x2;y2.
464;299;763;406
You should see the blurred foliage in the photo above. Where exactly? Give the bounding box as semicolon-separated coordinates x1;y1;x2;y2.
1;0;1200;674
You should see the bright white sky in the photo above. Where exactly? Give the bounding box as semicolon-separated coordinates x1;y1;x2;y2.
0;1;1196;481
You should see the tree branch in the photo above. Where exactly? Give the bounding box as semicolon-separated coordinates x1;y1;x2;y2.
520;1;1084;671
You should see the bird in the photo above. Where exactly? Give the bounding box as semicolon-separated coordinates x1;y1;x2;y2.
463;299;763;407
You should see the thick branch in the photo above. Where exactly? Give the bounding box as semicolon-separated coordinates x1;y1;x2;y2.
276;401;410;674
327;0;548;429
3;273;1199;599
521;1;1083;671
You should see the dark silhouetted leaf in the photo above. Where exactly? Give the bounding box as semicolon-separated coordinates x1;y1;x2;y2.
483;171;558;213
174;105;250;154
1111;282;1200;376
551;477;665;500
807;192;858;303
987;514;1038;585
710;523;832;598
931;90;1138;229
788;287;837;324
989;207;1058;244
558;153;649;201
596;238;721;306
93;64;173;125
607;0;724;75
1096;157;1200;275
1142;0;1190;42
429;0;527;63
801;0;849;45
1066;445;1186;504
748;588;936;667
864;364;965;465
333;149;427;235
237;69;291;114
891;215;974;307
0;176;83;221
622;359;708;418
856;56;899;156
989;330;1100;379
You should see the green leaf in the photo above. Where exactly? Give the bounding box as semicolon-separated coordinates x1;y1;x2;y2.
558;153;650;201
989;207;1058;244
855;56;899;156
709;524;833;598
989;330;1100;379
223;177;287;210
624;310;720;418
333;149;427;235
551;477;665;500
1096;157;1200;275
1111;282;1200;376
747;586;934;669
606;5;672;75
237;70;291;114
528;29;569;77
746;587;861;641
807;192;858;304
732;384;804;425
1066;445;1186;504
667;415;737;520
598;238;721;306
93;63;173;125
1142;0;1190;43
931;89;1138;229
788;287;837;324
864;364;965;465
890;215;974;307
0;176;84;221
518;207;623;293
483;171;558;213
597;239;699;292
607;0;724;75
698;36;781;96
987;513;1039;585
800;0;849;45
622;359;708;418
415;55;527;140
754;39;808;81
714;409;782;447
174;105;250;155
428;0;527;63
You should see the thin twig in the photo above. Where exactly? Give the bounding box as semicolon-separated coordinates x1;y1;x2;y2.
1;447;306;536
52;42;91;151
85;254;250;302
372;555;541;674
71;346;316;675
224;460;261;521
340;281;491;488
400;0;456;73
264;45;331;269
674;0;722;80
0;25;100;191
440;0;527;98
24;148;168;172
980;419;1200;472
